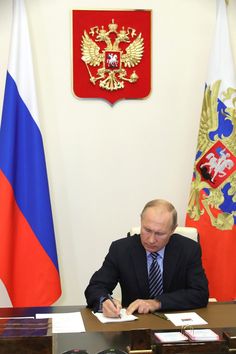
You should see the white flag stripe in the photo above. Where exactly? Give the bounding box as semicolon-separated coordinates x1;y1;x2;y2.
8;0;39;126
206;0;236;90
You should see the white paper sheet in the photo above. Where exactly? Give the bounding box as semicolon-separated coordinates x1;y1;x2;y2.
35;311;85;333
154;331;188;342
185;329;219;341
93;308;138;323
164;312;207;326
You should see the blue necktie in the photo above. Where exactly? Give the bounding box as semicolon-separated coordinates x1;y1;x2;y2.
149;252;163;298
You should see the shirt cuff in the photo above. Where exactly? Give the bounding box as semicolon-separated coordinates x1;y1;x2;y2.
98;295;109;312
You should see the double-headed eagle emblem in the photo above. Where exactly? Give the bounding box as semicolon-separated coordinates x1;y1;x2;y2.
187;81;236;230
81;19;144;91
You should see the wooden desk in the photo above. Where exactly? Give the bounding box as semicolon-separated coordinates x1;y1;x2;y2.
1;301;233;330
81;302;236;332
0;302;236;354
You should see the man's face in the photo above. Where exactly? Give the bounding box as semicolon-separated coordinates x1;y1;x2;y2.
140;207;175;252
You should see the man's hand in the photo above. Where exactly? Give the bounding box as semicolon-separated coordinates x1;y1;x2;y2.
126;299;161;315
102;298;122;318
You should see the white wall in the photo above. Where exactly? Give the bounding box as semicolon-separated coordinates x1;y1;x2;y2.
0;0;236;306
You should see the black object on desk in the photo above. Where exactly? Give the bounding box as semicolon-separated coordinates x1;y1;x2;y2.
97;349;127;354
152;312;168;321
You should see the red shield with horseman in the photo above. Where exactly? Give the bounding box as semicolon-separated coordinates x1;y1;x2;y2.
196;141;236;188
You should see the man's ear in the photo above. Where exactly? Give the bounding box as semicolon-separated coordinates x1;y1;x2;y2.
171;223;178;233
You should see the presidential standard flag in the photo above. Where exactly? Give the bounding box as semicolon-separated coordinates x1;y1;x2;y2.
0;0;61;306
186;0;236;300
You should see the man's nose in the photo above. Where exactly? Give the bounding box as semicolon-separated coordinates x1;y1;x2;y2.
148;233;156;243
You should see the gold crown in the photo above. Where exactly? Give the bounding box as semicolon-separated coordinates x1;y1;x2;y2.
108;19;118;32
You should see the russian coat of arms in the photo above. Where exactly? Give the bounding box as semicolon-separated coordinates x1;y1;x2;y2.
81;19;144;92
72;10;151;104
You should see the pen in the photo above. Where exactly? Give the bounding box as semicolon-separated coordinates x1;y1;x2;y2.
108;294;121;318
153;312;168;320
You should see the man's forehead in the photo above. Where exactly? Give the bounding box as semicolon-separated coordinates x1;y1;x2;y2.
142;206;171;218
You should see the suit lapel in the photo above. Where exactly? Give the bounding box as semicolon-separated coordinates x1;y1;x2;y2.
163;235;179;290
130;235;149;298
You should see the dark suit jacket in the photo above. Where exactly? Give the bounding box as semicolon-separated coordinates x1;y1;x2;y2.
85;234;209;312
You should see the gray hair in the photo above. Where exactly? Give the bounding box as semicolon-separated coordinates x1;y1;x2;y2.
141;199;177;230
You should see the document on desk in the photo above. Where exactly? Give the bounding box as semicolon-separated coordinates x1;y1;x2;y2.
164;312;207;326
35;311;85;333
93;308;138;323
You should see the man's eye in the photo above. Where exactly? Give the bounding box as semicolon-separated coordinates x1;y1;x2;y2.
155;233;165;237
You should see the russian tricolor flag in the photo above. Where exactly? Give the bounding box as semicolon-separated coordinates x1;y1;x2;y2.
0;0;61;306
186;0;236;300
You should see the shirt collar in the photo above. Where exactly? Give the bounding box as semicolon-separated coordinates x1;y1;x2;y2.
147;247;165;259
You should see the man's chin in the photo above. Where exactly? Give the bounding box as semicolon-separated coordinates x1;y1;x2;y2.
146;246;158;252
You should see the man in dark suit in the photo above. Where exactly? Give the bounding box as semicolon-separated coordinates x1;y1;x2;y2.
85;199;209;317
